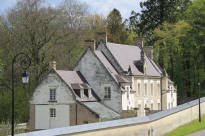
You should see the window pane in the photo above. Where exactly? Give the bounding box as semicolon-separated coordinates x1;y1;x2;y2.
50;108;56;117
144;84;147;96
104;87;111;99
158;84;160;96
50;89;56;101
151;84;153;96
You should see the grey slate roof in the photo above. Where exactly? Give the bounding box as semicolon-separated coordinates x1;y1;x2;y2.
56;70;88;86
106;42;162;77
55;70;98;101
82;102;120;120
94;50;130;83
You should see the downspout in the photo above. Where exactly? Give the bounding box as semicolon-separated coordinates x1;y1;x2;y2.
161;75;163;111
76;103;78;125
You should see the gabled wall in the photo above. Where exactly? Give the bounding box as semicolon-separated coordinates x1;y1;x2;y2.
30;72;75;105
74;48;122;113
29;72;75;130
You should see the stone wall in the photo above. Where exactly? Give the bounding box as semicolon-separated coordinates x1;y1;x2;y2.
69;103;99;126
27;104;35;131
17;97;205;136
74;48;122;113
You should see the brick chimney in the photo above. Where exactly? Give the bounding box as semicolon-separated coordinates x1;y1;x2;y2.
85;40;96;51
144;46;153;59
135;38;144;49
97;32;107;45
135;38;153;59
50;61;56;70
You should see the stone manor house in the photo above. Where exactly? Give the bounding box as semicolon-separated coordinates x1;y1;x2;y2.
28;33;177;130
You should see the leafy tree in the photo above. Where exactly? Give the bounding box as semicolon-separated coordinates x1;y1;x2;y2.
0;0;88;123
106;8;136;45
0;0;88;86
153;0;205;98
130;0;191;44
85;14;107;40
153;21;192;96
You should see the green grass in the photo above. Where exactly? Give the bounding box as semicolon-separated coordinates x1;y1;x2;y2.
164;115;205;136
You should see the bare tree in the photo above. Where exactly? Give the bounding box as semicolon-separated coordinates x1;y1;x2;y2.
0;0;89;85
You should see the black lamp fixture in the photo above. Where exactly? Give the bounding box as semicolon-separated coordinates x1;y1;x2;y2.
11;52;31;136
22;71;29;84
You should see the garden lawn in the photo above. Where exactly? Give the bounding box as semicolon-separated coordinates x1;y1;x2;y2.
164;115;205;136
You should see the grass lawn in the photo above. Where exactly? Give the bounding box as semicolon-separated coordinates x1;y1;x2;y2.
164;115;205;136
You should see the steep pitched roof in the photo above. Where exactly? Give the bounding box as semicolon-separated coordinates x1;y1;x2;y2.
56;70;87;85
82;102;120;120
55;70;98;101
106;42;162;77
94;50;130;83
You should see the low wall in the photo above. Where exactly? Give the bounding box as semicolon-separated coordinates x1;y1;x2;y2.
16;97;205;136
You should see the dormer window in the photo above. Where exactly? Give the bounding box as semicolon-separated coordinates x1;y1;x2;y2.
74;89;80;97
84;89;89;97
80;89;84;98
50;89;56;102
88;89;92;98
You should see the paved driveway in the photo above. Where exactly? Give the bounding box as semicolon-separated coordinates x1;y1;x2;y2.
186;129;205;136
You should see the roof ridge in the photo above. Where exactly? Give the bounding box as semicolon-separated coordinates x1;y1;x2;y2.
146;56;161;76
98;101;120;114
104;43;125;73
107;42;135;47
100;50;119;74
93;51;120;84
147;56;163;75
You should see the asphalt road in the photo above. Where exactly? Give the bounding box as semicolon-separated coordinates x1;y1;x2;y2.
186;129;205;136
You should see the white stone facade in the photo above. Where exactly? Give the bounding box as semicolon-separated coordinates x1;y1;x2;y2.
30;72;75;129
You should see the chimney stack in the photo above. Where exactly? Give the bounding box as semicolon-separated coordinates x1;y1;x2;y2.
97;32;107;45
51;61;56;70
85;40;96;51
144;46;153;59
135;38;144;49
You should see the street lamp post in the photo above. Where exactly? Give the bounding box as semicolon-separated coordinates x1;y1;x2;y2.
198;82;201;122
11;52;31;136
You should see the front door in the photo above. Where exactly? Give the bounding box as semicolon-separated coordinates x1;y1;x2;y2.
49;108;56;128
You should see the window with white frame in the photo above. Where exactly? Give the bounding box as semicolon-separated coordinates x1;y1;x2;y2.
104;87;111;99
80;89;84;98
50;89;56;101
126;86;130;91
138;83;141;95
50;108;56;117
158;84;160;96
144;83;147;96
127;91;129;99
151;83;153;96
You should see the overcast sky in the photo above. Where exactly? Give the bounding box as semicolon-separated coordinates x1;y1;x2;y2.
0;0;145;19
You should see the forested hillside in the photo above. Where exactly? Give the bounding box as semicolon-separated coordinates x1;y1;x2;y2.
0;0;204;123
